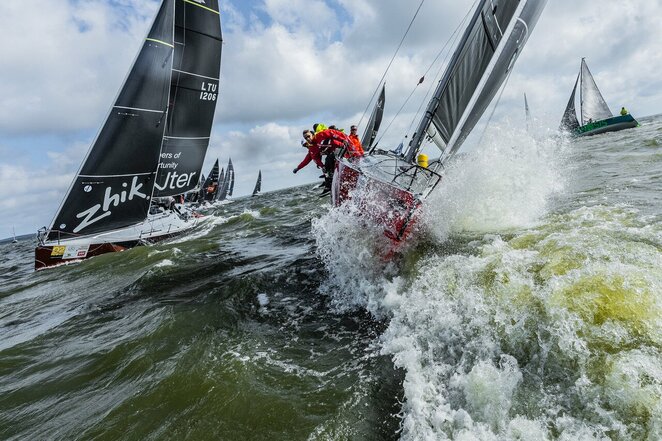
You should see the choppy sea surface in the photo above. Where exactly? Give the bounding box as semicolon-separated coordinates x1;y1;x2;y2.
1;115;660;440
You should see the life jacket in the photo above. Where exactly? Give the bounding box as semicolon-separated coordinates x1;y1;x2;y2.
313;129;363;158
348;134;365;157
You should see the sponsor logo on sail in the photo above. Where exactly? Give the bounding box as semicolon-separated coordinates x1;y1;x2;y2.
154;171;198;192
74;176;147;233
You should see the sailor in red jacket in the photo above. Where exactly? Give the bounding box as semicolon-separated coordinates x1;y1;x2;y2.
348;125;365;156
293;130;325;174
311;128;364;158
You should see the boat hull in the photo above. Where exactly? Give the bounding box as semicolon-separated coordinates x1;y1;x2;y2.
332;158;423;242
576;114;638;136
35;209;202;270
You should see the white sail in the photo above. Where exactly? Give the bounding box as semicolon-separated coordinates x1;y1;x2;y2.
580;58;612;124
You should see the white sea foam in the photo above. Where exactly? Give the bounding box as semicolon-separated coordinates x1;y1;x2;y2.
423;126;565;241
314;125;661;439
154;259;173;268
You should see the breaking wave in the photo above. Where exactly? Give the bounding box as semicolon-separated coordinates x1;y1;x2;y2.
313;126;661;439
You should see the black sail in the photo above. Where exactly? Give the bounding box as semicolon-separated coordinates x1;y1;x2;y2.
406;0;547;161
154;0;223;197
202;159;220;201
559;72;580;132
216;158;233;201
215;168;226;201
252;170;262;196
227;158;235;197
47;0;175;241
361;84;386;149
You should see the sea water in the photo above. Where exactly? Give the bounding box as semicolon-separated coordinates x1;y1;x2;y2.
1;115;660;440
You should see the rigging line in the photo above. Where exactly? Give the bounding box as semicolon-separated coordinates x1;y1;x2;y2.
356;0;426;130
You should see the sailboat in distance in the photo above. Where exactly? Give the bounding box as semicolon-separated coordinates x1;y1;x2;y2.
252;170;262;196
524;93;532;132
35;0;222;270
332;0;548;242
559;58;638;136
12;226;18;244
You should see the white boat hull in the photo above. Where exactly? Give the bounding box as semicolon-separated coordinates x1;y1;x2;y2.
35;207;205;270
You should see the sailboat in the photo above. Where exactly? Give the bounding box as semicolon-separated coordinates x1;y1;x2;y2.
559;58;638;136
524;93;532;132
35;0;223;270
201;159;221;202
226;158;235;198
332;0;548;242
216;157;234;202
12;226;18;244
363;84;386;151
216;158;234;201
252;170;262;196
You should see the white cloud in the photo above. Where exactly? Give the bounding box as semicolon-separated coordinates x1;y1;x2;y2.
1;0;661;236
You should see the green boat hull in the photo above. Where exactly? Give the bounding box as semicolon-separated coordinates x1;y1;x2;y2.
575;114;638;136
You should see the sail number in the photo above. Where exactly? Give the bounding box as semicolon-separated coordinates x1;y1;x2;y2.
200;81;218;101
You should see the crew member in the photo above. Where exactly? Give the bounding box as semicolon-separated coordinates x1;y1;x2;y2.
348;125;365;156
293;130;325;174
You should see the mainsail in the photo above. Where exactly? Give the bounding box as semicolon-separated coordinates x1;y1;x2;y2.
252;170;262;196
47;0;176;241
405;0;548;162
559;72;580;132
362;84;386;149
579;58;612;125
154;0;223;197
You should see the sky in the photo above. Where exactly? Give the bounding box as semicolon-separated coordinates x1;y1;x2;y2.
1;0;661;237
